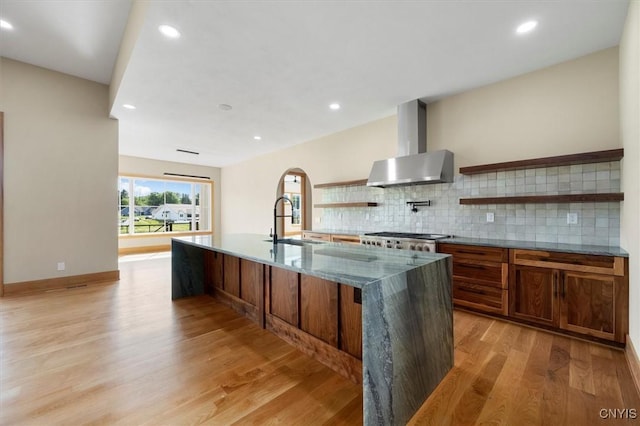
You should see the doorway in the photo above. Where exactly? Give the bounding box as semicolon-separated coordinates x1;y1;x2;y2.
277;169;311;239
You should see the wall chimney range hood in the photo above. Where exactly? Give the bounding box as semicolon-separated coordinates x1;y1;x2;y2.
367;100;454;188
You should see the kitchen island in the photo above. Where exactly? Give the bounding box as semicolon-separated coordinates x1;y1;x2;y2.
172;234;453;425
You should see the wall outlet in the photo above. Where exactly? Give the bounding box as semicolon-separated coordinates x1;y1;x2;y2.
486;212;495;223
57;262;65;271
567;213;578;225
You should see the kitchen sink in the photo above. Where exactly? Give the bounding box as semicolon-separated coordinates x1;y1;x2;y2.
264;238;324;246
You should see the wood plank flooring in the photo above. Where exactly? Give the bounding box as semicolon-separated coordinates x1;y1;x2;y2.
1;253;638;425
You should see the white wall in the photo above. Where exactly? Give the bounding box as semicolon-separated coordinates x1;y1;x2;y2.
221;115;396;235
119;155;221;250
1;58;119;284
221;48;620;237
620;0;640;347
427;47;620;170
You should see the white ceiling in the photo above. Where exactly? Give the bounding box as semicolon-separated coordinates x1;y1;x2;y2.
0;0;630;168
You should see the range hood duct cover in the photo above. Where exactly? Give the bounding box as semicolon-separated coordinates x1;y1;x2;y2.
367;100;454;187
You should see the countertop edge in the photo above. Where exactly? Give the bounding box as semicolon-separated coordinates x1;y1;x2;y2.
439;237;629;257
172;237;450;288
305;230;628;257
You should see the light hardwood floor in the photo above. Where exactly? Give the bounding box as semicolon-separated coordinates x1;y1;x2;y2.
1;254;638;425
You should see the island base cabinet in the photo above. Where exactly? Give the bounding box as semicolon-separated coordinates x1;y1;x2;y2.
203;251;219;296
339;285;362;359
240;259;262;307
205;254;264;326
265;267;362;383
300;275;338;346
268;267;299;327
223;255;240;297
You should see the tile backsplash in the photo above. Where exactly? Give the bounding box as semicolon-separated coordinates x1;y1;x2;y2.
317;161;621;246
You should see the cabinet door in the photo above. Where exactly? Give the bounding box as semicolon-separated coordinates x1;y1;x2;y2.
560;271;616;341
240;259;262;307
269;267;299;326
509;265;558;327
339;285;362;359
203;251;214;295
212;251;223;290
300;275;338;346
223;255;240;297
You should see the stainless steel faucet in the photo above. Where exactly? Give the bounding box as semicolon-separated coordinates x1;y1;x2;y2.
271;196;293;244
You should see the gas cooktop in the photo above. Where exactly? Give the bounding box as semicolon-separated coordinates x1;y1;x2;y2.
363;232;451;241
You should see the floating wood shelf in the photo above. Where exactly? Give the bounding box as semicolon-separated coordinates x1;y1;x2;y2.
314;179;369;189
314;202;378;208
459;193;624;205
459;149;624;175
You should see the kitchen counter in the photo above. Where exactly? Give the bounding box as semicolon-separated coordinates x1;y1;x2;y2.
173;234;451;288
306;229;628;257
171;234;453;425
302;229;365;236
440;236;628;257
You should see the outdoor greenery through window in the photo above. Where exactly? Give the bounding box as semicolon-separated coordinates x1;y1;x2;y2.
119;176;212;235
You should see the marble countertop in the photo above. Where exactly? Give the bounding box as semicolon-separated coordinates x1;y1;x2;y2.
303;229;366;236
438;236;628;257
173;234;449;288
306;229;628;257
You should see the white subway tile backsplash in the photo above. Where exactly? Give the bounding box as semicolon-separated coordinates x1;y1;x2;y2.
318;162;620;246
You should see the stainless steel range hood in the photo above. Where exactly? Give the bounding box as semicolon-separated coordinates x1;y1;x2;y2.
367;100;454;187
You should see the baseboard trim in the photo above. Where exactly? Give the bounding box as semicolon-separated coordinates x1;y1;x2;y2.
626;335;640;396
3;270;120;297
118;244;170;256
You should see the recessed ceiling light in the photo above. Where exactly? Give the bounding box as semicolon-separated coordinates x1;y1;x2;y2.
516;20;538;35
218;104;232;111
123;104;136;110
0;19;14;30
254;136;262;141
329;103;341;110
159;24;181;39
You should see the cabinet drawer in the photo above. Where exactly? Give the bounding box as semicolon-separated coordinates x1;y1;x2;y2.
453;281;508;315
452;260;507;289
511;249;624;276
330;234;360;244
439;243;508;263
302;231;331;242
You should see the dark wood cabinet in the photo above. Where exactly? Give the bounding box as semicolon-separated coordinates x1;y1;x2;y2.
439;243;508;315
201;247;367;383
269;266;299;326
223;255;240;297
300;275;338;346
560;271;617;341
203;251;224;295
339;285;362;359
240;259;262;307
509;249;628;344
509;265;557;327
212;251;223;290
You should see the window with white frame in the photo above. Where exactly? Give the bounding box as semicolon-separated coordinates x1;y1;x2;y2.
118;176;212;235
